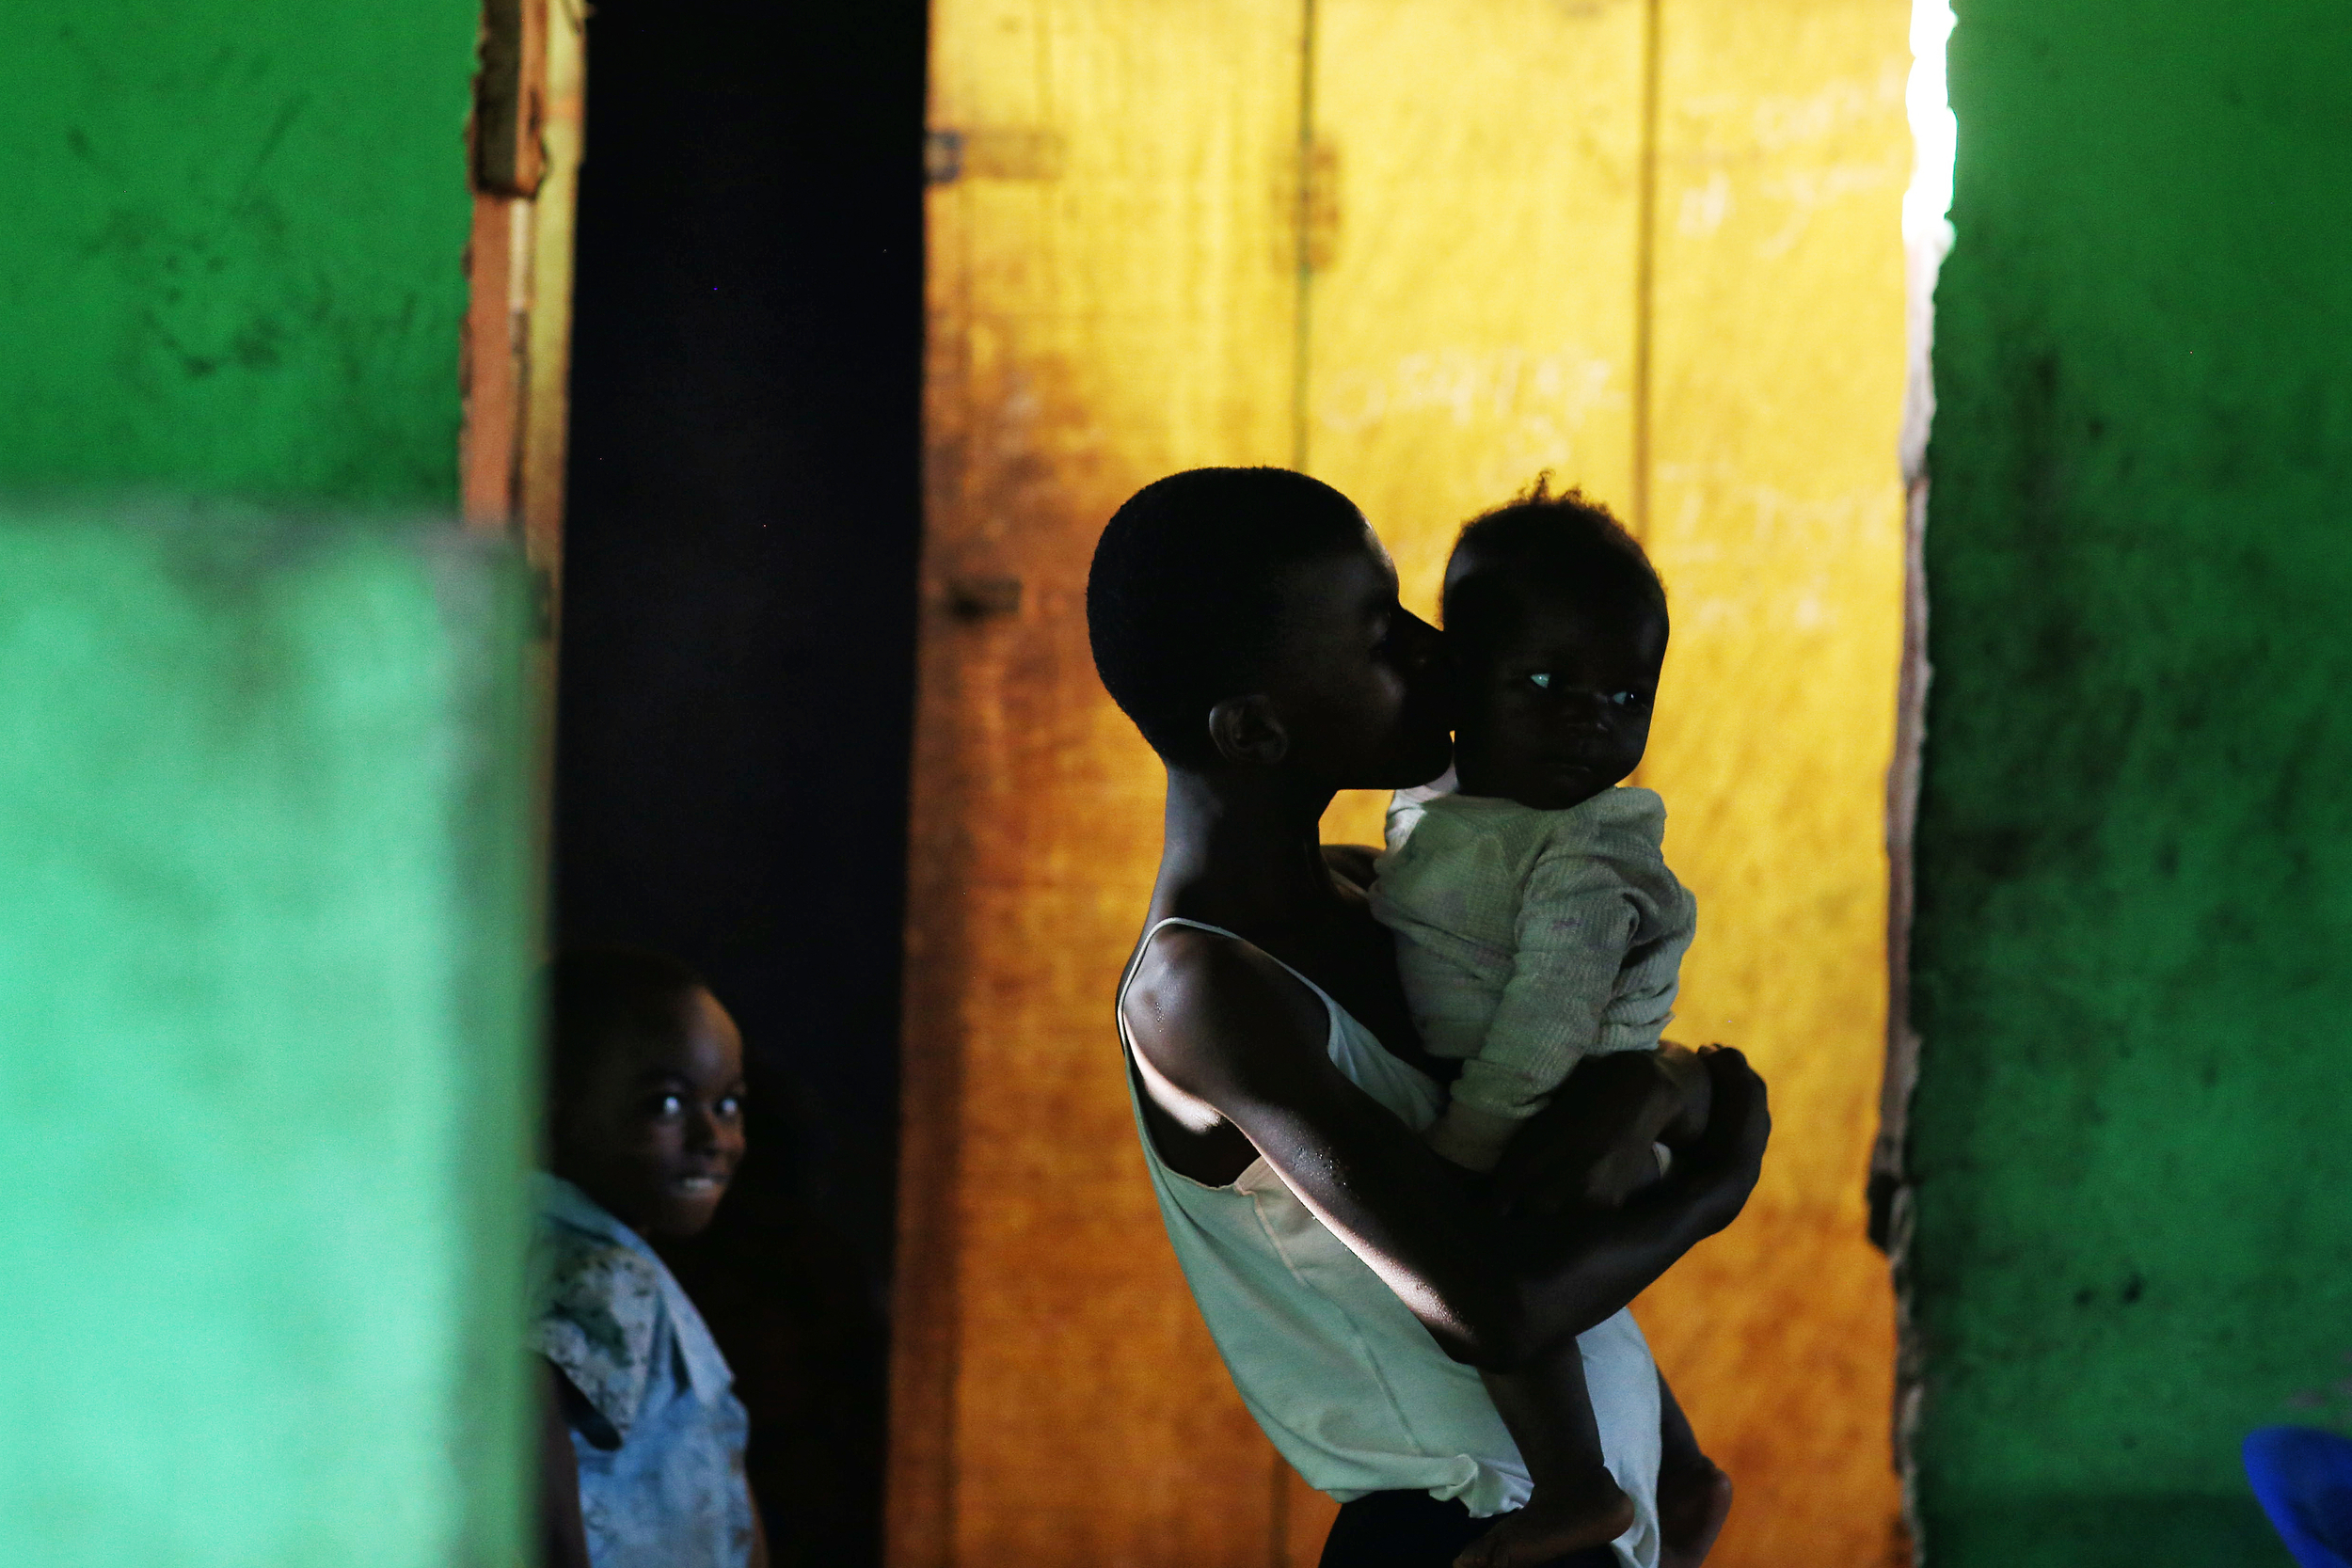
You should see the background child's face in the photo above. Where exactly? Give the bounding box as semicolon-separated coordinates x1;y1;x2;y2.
1450;588;1665;811
555;986;748;1240
1253;534;1454;789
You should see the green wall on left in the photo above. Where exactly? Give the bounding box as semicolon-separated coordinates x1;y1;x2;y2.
0;5;536;1563
1;0;482;504
0;503;536;1568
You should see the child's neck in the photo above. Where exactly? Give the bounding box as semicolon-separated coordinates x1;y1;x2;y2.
553;1163;659;1245
1152;764;1343;928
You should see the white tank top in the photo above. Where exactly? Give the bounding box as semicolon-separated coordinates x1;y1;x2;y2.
1119;918;1662;1564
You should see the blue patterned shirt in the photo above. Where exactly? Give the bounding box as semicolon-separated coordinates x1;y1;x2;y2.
530;1175;755;1568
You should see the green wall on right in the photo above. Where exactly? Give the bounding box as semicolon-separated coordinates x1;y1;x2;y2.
1907;2;2352;1564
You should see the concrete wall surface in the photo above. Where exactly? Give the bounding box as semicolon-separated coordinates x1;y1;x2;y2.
1908;2;2352;1562
0;0;480;503
0;4;532;1561
0;503;534;1567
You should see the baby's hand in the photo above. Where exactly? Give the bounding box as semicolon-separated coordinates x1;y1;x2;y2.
1655;1041;1713;1148
1494;1051;1689;1215
1580;1135;1667;1209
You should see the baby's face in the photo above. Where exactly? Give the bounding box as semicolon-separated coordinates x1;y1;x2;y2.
1450;590;1665;811
555;987;748;1240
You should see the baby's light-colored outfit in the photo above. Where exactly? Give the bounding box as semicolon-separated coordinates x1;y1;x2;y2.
1373;781;1697;1172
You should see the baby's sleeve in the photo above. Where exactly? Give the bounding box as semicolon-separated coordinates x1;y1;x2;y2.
1426;845;1642;1171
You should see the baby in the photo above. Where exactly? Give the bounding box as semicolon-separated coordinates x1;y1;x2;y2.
533;945;769;1568
1373;482;1722;1567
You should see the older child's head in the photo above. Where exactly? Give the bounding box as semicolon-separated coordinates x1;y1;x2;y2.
548;945;746;1240
1441;482;1667;812
1088;467;1453;789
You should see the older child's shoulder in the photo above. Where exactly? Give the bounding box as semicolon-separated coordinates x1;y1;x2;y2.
530;1181;675;1444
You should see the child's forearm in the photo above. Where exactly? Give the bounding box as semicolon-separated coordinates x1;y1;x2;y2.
537;1359;593;1568
1498;1047;1770;1337
746;1481;771;1568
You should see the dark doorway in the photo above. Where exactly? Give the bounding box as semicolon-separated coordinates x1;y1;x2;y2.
553;1;927;1560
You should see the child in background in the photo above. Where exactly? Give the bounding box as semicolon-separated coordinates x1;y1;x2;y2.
1373;482;1727;1568
533;945;769;1568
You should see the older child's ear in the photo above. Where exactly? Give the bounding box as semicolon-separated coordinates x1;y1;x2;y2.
1207;695;1289;767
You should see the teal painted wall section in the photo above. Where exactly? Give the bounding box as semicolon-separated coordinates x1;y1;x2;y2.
1908;2;2352;1563
0;5;537;1561
0;0;481;503
0;504;534;1566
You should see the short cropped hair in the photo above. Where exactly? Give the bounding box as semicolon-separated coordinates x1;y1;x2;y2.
548;944;705;1111
1088;467;1369;762
1442;477;1666;657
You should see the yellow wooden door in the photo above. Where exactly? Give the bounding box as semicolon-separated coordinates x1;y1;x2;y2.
1632;8;1912;1562
898;2;1911;1563
894;5;1305;1564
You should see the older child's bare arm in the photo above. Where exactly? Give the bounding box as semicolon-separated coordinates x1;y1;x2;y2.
747;1483;771;1568
537;1359;592;1568
1126;928;1769;1371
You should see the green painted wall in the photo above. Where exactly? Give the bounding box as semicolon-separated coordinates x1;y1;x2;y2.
1908;3;2352;1564
0;503;534;1566
0;4;534;1561
1;0;481;504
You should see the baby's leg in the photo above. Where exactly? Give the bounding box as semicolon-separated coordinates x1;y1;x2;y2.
1454;1338;1633;1568
1655;1372;1732;1568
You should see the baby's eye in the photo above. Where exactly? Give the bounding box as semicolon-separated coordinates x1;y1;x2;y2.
649;1093;685;1117
1527;673;1552;690
716;1094;743;1119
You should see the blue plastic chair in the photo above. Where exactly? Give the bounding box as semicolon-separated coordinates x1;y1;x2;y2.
2247;1426;2352;1568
